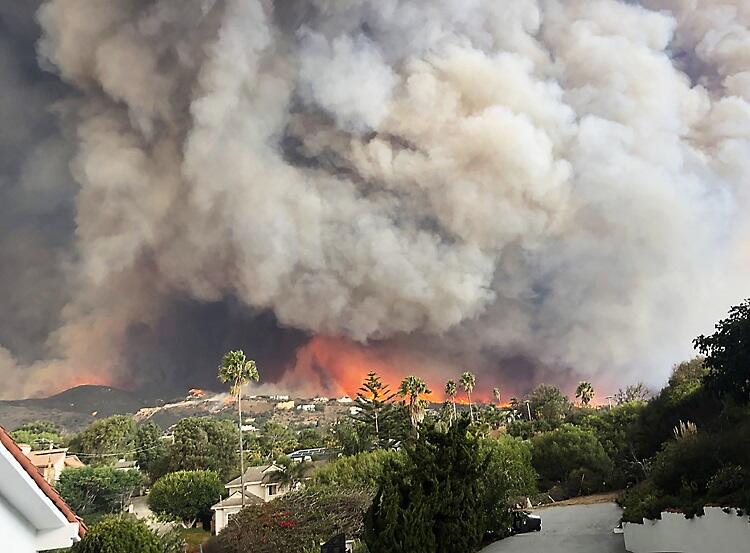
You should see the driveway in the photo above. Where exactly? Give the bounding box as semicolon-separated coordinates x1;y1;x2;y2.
480;502;626;553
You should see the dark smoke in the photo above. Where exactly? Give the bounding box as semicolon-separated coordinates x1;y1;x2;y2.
0;0;748;400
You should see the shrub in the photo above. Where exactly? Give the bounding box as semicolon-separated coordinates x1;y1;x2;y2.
71;515;162;553
531;425;613;494
204;488;372;553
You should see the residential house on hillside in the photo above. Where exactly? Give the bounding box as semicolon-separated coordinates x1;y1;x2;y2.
0;426;85;551
21;446;85;484
224;463;289;501
211;463;290;534
113;459;138;471
211;491;263;534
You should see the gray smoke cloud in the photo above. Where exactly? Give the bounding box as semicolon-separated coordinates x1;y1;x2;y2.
0;0;748;399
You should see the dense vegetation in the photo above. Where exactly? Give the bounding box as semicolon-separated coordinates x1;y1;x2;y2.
17;300;750;551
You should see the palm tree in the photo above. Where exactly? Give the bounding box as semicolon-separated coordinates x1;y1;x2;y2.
492;387;501;405
575;381;595;407
444;380;458;423
218;350;259;507
460;371;476;422
398;376;431;437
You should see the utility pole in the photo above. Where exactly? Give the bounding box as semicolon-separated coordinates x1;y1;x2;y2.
237;384;245;508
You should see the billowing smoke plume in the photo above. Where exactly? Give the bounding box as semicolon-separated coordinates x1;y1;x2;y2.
1;0;748;399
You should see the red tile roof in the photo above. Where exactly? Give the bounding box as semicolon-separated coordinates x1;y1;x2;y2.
0;425;86;538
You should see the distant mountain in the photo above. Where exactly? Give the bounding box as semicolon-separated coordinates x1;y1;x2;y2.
0;385;177;433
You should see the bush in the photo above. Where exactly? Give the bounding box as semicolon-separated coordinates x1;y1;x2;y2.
71;515;162;553
531;425;613;495
204;488;372;553
148;470;224;528
309;449;402;491
479;436;537;532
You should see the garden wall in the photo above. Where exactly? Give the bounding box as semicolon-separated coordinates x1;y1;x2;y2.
624;507;750;553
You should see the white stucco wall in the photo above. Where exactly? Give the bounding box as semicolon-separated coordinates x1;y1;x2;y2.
624;507;750;553
0;492;38;553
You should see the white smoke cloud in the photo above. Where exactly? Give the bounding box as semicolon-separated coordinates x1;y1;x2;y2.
0;0;748;398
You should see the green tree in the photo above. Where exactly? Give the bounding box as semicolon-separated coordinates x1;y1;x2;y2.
527;384;571;423
575;381;595;406
11;420;64;448
59;466;145;517
444;380;458;423
135;422;167;482
258;421;298;460
694;299;750;404
397;376;431;435
68;415;137;466
615;383;650;405
163;417;238;480
148;470;224;528
479;436;537;532
579;402;646;485
71;515;162;553
309;449;403;491
365;420;487;553
355;371;395;444
297;427;324;450
531;425;614;496
460;372;476;422
218;349;260;508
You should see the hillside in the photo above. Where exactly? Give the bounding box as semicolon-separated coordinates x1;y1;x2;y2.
0;385;173;432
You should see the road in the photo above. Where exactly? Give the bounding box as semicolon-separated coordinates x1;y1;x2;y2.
480;502;626;553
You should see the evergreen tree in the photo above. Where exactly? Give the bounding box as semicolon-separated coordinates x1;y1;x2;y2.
365;420;486;553
354;371;398;448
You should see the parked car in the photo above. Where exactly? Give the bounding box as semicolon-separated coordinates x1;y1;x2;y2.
512;510;542;534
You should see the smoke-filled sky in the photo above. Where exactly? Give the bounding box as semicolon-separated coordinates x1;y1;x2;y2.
1;0;748;400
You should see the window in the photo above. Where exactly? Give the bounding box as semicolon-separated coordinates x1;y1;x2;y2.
267;484;277;496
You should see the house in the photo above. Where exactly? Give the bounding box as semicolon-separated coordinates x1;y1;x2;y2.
313;396;330;403
211;491;263;534
288;448;326;462
297;404;316;412
337;396;354;404
224;464;289;502
275;400;295;410
0;426;85;551
211;464;291;534
349;406;363;416
113;459;138;471
269;394;290;401
21;446;85;484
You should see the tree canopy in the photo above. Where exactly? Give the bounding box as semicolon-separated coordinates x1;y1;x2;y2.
68;415;137;466
694;299;750;404
59;466;145;518
148;470;224;528
531;424;613;495
71;515;162;553
161;417;239;480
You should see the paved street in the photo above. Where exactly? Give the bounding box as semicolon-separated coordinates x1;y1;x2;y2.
481;502;626;553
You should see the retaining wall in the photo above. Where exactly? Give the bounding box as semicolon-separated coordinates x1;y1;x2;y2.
624;507;750;553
